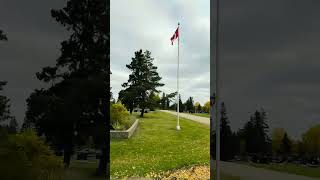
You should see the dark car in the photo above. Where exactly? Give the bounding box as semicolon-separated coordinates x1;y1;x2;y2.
250;154;270;164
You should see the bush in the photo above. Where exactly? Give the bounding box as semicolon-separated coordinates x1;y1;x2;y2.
110;103;134;130
0;129;64;180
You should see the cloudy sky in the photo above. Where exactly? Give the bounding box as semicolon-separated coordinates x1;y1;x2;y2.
215;0;320;139
110;0;210;105
1;0;320;140
0;0;66;126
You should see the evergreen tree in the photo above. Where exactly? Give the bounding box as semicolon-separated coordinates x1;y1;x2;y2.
24;0;109;175
178;94;183;112
121;50;164;117
8;117;18;134
212;102;237;160
0;81;12;122
185;97;194;113
198;104;201;113
0;30;7;41
239;109;271;155
160;92;166;109
280;132;292;158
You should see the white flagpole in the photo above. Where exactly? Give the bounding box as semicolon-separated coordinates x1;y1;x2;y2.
215;0;220;179
176;22;181;131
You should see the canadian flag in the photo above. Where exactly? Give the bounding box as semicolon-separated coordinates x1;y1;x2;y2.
170;26;179;45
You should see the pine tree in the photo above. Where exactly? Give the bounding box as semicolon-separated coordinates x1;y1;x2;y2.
121;50;164;117
24;0;109;175
280;132;292;158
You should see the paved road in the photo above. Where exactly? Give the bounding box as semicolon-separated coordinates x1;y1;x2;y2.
212;160;320;180
160;110;210;126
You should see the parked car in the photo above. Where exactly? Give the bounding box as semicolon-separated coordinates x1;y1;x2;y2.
250;153;270;164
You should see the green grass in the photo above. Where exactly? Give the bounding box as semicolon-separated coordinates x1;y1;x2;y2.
240;162;320;178
192;113;210;118
110;111;210;178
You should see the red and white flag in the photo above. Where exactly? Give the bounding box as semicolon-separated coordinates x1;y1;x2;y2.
170;26;179;45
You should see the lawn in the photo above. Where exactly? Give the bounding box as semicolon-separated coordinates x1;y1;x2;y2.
192;113;210;118
241;162;320;178
110;111;210;178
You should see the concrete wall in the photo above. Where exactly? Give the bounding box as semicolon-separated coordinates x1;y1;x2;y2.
110;119;139;139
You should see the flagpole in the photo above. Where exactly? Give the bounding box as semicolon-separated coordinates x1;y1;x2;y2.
215;0;221;179
176;22;181;131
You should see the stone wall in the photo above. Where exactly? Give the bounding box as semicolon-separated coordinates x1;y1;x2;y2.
110;119;139;139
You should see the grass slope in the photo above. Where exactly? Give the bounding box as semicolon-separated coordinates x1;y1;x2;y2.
110;111;210;178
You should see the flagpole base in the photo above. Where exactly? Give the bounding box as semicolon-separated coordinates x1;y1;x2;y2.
176;125;181;130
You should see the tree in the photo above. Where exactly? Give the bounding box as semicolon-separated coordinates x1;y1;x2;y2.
178;94;184;112
121;50;164;117
194;102;200;113
203;101;210;113
0;29;7;41
238;109;271;155
160;92;177;110
0;81;12;122
280;132;292;158
212;102;237;160
118;87;137;114
24;0;109;176
185;97;194;113
160;92;166;109
302;124;320;157
272;128;286;155
148;92;161;110
8;117;18;134
0;32;11;123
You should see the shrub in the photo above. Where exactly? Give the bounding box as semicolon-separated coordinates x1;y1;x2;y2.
110;103;134;130
0;129;64;180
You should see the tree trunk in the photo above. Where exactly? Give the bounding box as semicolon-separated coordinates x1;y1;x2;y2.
140;108;144;117
96;146;108;177
63;146;72;168
130;108;133;114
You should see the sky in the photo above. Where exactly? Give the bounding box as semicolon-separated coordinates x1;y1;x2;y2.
0;0;67;126
215;0;320;139
1;0;320;140
110;0;210;106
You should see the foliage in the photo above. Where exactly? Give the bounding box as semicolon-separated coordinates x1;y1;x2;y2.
203;101;210;113
302;124;320;157
148;91;161;110
24;0;109;175
280;132;292;156
194;102;201;113
0;29;7;41
184;97;194;113
110;103;134;130
0;81;13;122
238;108;271;155
121;49;164;117
0;129;63;180
212;102;238;160
272;128;286;154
